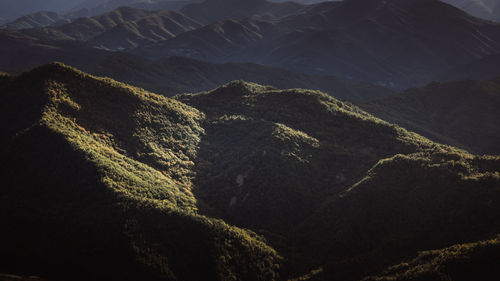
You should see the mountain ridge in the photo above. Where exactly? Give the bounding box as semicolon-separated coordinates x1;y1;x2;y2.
1;63;500;281
136;0;500;88
20;6;202;50
360;77;500;155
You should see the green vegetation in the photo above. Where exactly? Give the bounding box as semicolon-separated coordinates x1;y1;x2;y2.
0;63;279;281
363;235;500;281
1;64;499;281
293;151;500;280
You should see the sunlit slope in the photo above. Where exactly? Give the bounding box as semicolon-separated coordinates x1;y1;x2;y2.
1;64;500;281
0;63;279;281
363;235;500;281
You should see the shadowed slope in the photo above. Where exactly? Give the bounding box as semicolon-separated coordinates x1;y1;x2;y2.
293;152;500;280
176;81;500;280
92;55;394;101
360;78;500;155
0;33;393;102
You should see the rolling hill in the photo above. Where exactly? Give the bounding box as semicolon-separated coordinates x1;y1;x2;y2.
1;63;500;280
360;77;500;155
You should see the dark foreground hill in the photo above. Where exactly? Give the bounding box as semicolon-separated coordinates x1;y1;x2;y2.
360;77;500;155
1;64;500;281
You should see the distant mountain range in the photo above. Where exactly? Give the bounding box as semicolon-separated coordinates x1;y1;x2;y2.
0;0;82;22
3;0;500;88
0;28;393;102
0;0;200;20
443;0;500;21
0;0;200;29
134;0;500;88
2;11;71;30
179;0;307;24
71;0;201;17
1;63;499;281
18;7;202;50
90;55;394;101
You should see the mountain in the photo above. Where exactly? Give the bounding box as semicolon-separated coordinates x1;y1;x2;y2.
0;63;279;281
1;0;199;30
0;0;82;22
292;151;500;280
363;236;500;281
7;0;500;88
271;0;336;3
21;6;201;50
0;274;50;281
360;77;500;155
0;29;111;72
2;63;500;280
91;55;394;101
70;0;200;17
0;30;393;101
136;0;500;88
2;11;71;30
442;0;500;21
179;0;307;24
134;17;270;60
437;53;500;82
